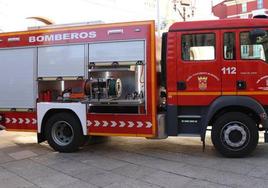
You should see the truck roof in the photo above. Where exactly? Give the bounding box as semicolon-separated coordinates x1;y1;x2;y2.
169;18;268;32
0;20;153;36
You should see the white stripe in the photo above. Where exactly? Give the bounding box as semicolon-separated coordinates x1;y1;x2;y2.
128;121;135;128
94;120;100;127
25;118;30;124
12;118;17;124
5;118;10;124
111;121;117;127
87;120;92;127
119;121;126;127
146;122;152;128
18;118;23;124
32;118;37;124
137;121;143;128
103;121;109;127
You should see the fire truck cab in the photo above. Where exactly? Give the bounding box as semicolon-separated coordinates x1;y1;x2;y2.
164;18;268;157
0;18;268;157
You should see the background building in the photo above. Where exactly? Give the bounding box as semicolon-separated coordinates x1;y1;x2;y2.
213;0;268;19
0;0;220;32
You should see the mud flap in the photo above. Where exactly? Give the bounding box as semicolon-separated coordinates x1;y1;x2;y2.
37;133;46;143
202;139;206;152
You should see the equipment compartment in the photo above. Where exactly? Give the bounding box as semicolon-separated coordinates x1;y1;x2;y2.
88;40;145;62
84;62;146;114
0;48;36;109
38;44;86;79
38;80;85;102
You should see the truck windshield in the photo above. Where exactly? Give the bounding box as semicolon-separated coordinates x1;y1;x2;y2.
240;31;268;63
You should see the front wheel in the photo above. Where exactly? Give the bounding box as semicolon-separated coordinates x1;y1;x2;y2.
45;112;86;152
211;112;258;157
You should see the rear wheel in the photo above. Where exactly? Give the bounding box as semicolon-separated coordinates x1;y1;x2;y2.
211;112;258;157
45;112;86;152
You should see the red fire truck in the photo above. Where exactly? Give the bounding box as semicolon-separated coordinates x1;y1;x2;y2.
0;18;268;157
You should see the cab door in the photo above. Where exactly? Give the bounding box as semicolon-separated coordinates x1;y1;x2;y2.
237;28;268;105
177;31;221;106
221;30;238;95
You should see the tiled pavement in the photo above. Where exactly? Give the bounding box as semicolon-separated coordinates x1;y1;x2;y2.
0;131;268;188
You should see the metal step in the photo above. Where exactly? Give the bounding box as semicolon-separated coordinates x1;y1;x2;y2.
177;115;202;134
177;115;201;119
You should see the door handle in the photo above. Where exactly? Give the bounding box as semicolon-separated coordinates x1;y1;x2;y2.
177;81;186;90
237;80;246;90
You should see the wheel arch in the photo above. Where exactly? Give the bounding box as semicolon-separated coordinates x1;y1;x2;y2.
201;96;268;139
37;103;88;142
209;105;261;128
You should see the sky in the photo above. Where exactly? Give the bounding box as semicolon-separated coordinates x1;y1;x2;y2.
0;0;224;32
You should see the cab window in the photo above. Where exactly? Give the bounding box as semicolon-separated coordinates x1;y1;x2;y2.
224;32;235;60
240;32;266;62
182;33;215;61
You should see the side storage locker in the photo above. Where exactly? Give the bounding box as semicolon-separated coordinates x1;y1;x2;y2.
0;48;37;109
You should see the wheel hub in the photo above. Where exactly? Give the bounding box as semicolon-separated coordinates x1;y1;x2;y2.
51;121;74;146
223;122;248;148
63;126;73;137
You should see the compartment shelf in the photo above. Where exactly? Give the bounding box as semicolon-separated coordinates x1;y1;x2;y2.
88;68;135;72
81;99;144;106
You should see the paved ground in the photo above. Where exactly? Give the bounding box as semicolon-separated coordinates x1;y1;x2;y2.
0;131;268;188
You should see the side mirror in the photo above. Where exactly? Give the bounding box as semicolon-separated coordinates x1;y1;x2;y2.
250;29;267;43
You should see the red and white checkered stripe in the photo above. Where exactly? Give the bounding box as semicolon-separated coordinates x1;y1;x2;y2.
87;120;152;128
5;117;37;125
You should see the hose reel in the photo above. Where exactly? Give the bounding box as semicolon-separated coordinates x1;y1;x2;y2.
84;78;122;99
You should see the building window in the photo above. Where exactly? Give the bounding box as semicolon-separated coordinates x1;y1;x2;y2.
242;3;247;13
182;33;215;61
258;0;263;9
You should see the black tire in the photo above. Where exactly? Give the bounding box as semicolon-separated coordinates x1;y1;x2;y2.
45;112;86;153
211;112;258;158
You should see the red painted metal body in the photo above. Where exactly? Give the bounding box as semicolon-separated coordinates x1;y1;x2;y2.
1;112;37;132
1;18;268;139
